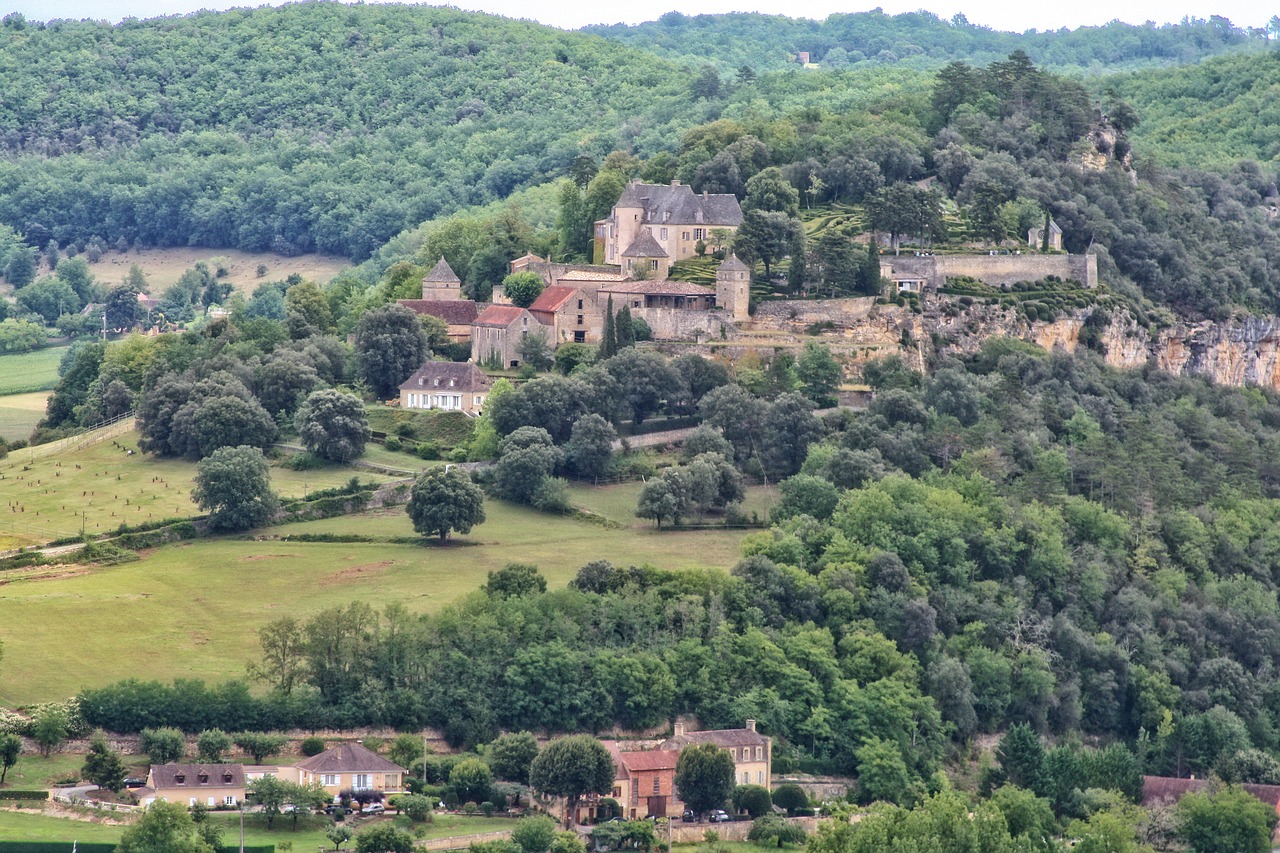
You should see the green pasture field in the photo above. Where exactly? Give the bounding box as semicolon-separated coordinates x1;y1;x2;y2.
0;430;395;548
0;347;67;396
0;392;50;443
0;805;513;847
0;492;750;704
566;482;780;527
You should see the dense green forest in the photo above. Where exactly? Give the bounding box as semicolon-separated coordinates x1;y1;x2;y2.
585;10;1271;73
0;3;705;259
0;3;1276;272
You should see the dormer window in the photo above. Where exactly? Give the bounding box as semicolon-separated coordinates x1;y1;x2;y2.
198;773;209;784
449;379;455;387
175;774;186;784
223;773;234;784
434;378;440;386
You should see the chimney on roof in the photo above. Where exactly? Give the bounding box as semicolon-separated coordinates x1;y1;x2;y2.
671;180;681;187
674;721;686;737
745;719;757;732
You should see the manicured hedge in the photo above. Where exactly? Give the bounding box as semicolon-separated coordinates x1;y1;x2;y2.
0;790;48;800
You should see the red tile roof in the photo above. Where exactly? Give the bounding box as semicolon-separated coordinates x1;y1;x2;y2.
397;299;479;325
528;286;578;314
473;304;530;327
1142;776;1280;809
619;750;680;772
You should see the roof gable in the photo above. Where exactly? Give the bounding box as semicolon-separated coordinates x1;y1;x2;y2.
399;361;493;393
150;763;246;789
473;304;530;327
614;182;742;228
295;743;406;775
528;286;579;313
623;230;669;259
424;257;461;284
397;299;479;325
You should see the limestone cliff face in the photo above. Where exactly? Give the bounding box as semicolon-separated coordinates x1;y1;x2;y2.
921;302;1280;392
732;296;1280;393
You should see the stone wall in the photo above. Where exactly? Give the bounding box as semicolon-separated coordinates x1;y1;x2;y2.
887;253;1097;289
637;307;735;341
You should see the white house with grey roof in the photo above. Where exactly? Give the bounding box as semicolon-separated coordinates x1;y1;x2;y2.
596;180;743;267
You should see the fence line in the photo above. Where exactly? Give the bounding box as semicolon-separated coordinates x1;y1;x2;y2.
24;411;137;459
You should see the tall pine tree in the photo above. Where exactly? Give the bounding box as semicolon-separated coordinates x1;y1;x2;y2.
857;239;882;295
599;295;617;359
616;305;635;350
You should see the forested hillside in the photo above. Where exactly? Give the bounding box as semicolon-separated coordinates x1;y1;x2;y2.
584;10;1271;73
0;3;704;259
0;3;1274;270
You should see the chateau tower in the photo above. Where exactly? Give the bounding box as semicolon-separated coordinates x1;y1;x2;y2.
715;254;750;322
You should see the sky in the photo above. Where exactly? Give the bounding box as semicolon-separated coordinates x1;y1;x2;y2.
3;0;1273;33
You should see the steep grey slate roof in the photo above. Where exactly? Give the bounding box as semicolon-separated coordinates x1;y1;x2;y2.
659;728;769;750
622;230;669;258
295;743;406;775
424;257;461;284
614;182;742;228
717;254;749;272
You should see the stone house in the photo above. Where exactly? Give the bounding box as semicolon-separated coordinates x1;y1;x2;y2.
471;304;538;368
659;719;772;789
598;280;717;311
399;361;493;415
294;743;407;797
420;257;464;300
596;180;742;266
597;743;683;822
396;299;479;343
137;763;249;808
528;285;600;345
715;254;751;322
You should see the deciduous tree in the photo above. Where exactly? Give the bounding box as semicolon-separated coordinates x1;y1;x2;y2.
674;742;735;816
295;389;370;462
193;445;278;531
529;735;614;827
406;466;487;541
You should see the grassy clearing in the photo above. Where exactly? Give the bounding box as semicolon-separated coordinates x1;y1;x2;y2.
83;247;351;297
0;490;750;704
0;430;395;547
0;754;87;789
0;805;514;847
566;482;780;527
0;347;67;396
0;391;50;443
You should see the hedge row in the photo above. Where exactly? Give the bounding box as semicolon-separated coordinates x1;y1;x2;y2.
0;790;48;800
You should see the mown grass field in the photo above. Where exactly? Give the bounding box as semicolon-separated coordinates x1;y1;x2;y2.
0;391;50;443
0;805;513;848
0;347;67;395
83;247;351;296
0;490;751;704
566;481;780;527
0;430;395;548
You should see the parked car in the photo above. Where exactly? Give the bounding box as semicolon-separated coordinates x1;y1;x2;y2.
324;803;353;815
681;810;698;822
122;778;146;789
709;810;730;822
361;802;386;815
